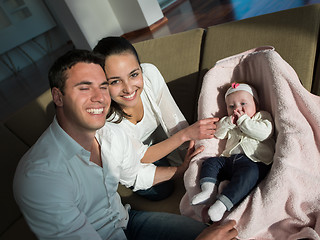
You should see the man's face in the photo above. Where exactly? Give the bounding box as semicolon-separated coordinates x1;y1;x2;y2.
54;62;110;134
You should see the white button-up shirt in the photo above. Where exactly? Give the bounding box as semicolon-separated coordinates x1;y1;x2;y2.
13;117;156;240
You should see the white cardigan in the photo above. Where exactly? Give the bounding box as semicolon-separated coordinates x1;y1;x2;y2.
215;111;275;165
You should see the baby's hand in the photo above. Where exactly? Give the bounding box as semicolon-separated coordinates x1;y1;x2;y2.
234;109;245;117
232;109;245;125
231;114;238;125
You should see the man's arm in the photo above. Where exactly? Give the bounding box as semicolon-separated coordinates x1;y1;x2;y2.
13;169;103;239
196;220;238;240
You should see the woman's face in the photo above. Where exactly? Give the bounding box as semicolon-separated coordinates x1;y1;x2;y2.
104;53;143;111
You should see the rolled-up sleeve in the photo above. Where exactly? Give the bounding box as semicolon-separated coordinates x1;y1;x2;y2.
132;163;157;191
98;124;156;192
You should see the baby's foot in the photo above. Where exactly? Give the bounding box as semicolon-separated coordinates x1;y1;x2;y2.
191;182;217;205
191;191;212;205
208;200;227;222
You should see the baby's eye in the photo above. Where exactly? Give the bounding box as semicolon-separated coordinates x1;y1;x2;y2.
229;105;235;109
241;102;246;106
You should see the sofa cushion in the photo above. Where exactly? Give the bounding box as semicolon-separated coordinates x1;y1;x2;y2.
0;123;29;236
4;89;55;147
201;4;320;93
133;28;205;123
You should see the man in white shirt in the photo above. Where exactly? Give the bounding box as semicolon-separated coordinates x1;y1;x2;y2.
13;49;237;240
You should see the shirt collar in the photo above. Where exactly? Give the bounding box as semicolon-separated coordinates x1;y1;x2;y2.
51;116;90;161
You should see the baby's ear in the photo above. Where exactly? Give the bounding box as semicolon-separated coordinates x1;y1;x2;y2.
52;87;63;107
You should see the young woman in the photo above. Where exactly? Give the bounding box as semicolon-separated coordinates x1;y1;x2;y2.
93;37;218;200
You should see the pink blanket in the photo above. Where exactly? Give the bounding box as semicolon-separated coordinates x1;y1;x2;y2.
180;47;320;239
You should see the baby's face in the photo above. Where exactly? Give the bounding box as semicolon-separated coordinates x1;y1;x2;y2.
225;90;257;118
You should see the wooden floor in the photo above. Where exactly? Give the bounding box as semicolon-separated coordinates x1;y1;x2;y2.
1;0;320;121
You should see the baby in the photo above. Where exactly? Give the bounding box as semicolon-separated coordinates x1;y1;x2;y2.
191;83;275;222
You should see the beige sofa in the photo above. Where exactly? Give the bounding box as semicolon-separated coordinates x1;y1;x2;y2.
2;4;320;239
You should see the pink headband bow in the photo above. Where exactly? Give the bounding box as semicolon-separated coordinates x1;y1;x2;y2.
231;82;240;88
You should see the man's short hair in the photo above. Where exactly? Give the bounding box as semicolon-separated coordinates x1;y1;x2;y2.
48;49;105;94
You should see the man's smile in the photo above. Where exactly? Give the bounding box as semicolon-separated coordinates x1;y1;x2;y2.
86;108;104;114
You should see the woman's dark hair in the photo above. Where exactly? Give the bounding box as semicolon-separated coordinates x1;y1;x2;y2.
93;36;141;123
93;36;140;65
48;49;104;95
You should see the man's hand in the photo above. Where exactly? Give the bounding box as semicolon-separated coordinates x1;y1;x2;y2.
196;220;238;240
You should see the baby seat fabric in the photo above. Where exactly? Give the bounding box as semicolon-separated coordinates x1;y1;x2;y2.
180;47;320;239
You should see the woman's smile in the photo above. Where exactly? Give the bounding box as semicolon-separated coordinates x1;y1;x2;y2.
122;90;137;100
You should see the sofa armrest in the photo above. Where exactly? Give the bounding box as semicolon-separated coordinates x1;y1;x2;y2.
4;89;55;147
0;123;30;236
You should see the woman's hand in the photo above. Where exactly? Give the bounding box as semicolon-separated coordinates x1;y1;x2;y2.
141;118;217;164
153;141;204;185
183;117;219;141
176;140;204;176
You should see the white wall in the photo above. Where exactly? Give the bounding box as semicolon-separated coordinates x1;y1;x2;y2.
109;0;146;34
52;0;123;50
138;0;164;26
48;0;163;49
109;0;164;33
46;0;90;50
